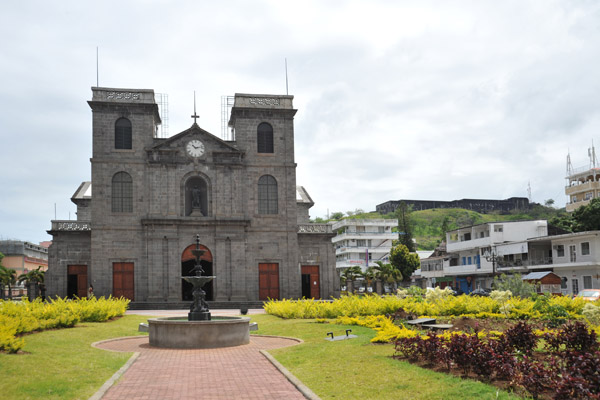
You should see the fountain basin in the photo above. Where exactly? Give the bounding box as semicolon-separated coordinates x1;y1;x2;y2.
148;316;251;349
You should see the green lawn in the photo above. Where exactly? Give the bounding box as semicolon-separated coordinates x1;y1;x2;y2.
251;314;521;400
1;313;522;400
0;314;149;400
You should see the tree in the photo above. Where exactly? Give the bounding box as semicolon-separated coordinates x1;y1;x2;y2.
17;266;45;286
394;202;415;252
544;199;555;207
440;216;450;242
388;243;420;282
340;266;362;284
0;256;17;300
493;273;538;298
371;261;403;291
330;211;344;221
572;197;600;231
340;266;363;294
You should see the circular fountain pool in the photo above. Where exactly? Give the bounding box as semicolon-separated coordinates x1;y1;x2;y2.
148;316;251;349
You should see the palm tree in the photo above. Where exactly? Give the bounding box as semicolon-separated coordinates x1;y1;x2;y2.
372;261;403;293
340;266;362;294
0;266;17;300
363;267;376;294
17;266;45;300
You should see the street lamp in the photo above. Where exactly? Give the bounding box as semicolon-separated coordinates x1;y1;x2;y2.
483;247;500;276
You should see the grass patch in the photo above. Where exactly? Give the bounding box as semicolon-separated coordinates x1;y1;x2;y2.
0;314;150;400
251;314;521;400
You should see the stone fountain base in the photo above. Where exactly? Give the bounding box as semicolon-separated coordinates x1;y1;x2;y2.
189;310;211;321
148;316;251;349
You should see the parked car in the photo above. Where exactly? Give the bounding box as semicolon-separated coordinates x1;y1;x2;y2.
470;288;491;297
577;289;600;301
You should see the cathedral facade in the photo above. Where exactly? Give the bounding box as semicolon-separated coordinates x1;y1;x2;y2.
46;87;338;306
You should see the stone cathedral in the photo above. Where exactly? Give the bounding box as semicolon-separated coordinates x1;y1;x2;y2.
46;87;338;306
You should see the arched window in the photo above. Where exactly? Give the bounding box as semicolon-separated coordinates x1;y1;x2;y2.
258;175;278;214
185;177;208;216
112;172;133;212
257;122;273;153
115;118;132;149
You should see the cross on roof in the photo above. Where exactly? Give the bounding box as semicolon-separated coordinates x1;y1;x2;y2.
191;91;199;124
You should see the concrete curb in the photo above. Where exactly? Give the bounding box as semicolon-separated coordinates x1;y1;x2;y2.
260;350;321;400
252;335;320;400
89;336;145;400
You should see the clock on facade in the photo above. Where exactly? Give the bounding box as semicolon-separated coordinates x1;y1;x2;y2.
186;139;205;157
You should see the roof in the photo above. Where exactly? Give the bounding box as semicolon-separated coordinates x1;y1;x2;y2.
72;181;92;200
522;271;557;280
296;186;314;206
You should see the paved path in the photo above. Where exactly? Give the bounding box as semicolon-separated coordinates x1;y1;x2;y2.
95;335;308;400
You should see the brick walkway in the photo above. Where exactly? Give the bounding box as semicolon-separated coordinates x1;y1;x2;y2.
95;335;308;400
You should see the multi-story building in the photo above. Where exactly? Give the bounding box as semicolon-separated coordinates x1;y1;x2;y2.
422;218;600;296
509;231;600;295
0;240;48;277
440;220;548;293
565;149;600;212
331;219;398;272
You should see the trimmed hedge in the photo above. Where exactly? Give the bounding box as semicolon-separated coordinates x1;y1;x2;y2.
0;296;129;353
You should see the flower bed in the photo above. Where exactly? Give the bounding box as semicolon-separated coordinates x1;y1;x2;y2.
394;321;600;400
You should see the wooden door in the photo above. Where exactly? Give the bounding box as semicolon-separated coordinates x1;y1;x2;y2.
258;263;279;300
113;262;134;300
301;265;320;299
67;265;88;298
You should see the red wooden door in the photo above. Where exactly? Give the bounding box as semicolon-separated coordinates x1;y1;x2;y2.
113;262;134;300
259;263;279;300
301;265;320;299
67;265;88;298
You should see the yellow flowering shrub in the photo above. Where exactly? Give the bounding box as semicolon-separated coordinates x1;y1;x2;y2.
0;297;129;353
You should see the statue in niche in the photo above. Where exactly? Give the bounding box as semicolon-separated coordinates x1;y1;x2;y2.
190;185;204;216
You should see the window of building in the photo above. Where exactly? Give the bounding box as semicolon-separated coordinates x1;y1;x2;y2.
583;275;593;290
572;278;579;294
356;240;366;247
560;277;567;289
556;245;565;257
257;122;274;153
467;257;472;265
585;192;594;200
258;175;278;214
112;172;133;212
115;118;132;149
494;225;503;232
462;257;466;265
582;242;590;256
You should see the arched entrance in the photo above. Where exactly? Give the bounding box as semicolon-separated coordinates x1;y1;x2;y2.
181;244;213;301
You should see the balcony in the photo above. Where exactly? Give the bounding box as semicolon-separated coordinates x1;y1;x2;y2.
297;224;332;234
565;180;600;195
49;220;91;232
332;232;398;242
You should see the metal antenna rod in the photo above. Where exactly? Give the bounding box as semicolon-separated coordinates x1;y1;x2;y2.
285;58;289;95
96;47;99;87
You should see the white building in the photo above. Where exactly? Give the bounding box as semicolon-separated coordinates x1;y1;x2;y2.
521;231;600;295
565;149;600;212
441;220;548;293
331;219;398;272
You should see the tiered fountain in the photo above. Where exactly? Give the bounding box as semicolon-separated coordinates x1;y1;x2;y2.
148;234;251;349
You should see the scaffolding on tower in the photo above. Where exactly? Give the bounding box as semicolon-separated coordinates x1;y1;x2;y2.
155;93;169;138
221;95;235;141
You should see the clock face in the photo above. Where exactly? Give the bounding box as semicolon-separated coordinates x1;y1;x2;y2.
186;139;205;157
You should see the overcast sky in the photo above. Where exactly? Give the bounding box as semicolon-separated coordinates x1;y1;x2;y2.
2;0;600;244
